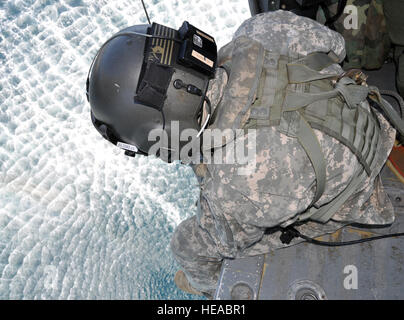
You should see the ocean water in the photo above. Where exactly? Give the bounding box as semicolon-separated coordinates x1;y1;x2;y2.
0;0;250;299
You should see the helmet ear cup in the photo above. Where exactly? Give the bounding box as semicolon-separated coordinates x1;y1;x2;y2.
91;112;110;141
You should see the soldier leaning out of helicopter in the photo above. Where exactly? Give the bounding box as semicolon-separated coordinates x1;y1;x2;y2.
87;7;404;298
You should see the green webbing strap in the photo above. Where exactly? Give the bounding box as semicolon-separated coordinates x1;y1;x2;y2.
283;89;339;110
284;78;370;111
308;121;372;176
365;125;379;171
269;58;289;125
341;104;355;143
287;52;339;84
296;114;327;207
352;107;367;152
299;169;368;223
335;78;370;109
369;87;404;143
291;51;338;70
362;120;376;163
297;97;382;223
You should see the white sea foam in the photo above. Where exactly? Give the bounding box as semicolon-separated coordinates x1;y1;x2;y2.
0;0;250;299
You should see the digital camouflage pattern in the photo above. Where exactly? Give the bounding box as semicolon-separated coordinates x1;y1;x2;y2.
170;11;396;296
234;9;346;60
320;0;391;70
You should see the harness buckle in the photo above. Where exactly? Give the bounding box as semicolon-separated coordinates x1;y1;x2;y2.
338;69;368;86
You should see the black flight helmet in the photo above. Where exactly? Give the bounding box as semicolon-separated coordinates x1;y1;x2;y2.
87;22;217;161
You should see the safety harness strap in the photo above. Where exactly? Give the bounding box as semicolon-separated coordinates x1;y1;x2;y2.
283;77;370;110
295;113;327;207
369;87;404;141
287;52;339;84
298;169;368;223
283;89;339;110
214;42;394;224
251;53;291;127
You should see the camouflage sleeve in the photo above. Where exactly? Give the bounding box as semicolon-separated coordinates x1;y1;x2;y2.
234;10;346;62
206;67;228;118
318;0;391;69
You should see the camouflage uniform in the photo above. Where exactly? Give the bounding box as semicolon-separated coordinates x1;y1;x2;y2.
170;11;396;295
318;0;391;70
